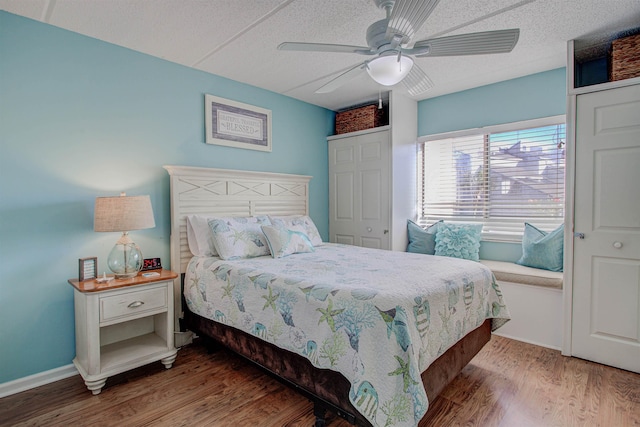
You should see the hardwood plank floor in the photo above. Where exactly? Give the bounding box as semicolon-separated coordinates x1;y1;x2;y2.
1;336;638;426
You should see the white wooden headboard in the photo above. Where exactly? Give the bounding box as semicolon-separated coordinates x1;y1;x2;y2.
163;165;312;332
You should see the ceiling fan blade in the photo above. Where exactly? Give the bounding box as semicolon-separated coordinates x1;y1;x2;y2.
386;0;441;42
278;42;373;55
413;29;520;57
315;63;368;94
401;63;434;96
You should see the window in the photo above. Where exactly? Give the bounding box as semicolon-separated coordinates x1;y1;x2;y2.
418;116;566;242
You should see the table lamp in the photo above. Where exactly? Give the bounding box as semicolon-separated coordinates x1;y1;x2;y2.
94;192;155;279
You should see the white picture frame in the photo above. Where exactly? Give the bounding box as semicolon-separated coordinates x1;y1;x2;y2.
204;94;272;152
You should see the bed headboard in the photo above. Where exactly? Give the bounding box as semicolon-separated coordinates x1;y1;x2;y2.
163;165;312;331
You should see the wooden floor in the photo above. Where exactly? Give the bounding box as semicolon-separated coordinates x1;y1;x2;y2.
2;335;639;427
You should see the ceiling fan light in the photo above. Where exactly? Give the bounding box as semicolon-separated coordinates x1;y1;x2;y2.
366;54;414;86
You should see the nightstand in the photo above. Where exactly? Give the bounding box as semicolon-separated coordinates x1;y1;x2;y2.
68;270;178;394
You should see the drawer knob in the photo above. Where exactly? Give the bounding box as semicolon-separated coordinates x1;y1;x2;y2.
128;301;145;308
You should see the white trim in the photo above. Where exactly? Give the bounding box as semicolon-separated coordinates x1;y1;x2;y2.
567;40;576;98
0;364;78;398
389;91;417;252
493;331;562;351
569;76;640;95
327;125;390;140
562;93;577;357
417;115;565;142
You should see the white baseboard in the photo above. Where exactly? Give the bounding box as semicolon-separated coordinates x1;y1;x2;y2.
493;331;562;351
175;330;194;348
493;280;563;350
0;364;78;398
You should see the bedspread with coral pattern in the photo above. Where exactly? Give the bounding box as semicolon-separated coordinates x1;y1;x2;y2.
184;243;509;427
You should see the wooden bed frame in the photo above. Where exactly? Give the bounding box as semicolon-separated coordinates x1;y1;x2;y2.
164;165;491;426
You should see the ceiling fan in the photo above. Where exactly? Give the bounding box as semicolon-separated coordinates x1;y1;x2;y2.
278;0;520;96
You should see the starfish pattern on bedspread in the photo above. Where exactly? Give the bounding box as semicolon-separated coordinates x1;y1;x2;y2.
185;244;510;427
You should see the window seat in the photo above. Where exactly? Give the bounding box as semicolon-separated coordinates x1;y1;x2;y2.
479;259;563;349
479;260;563;289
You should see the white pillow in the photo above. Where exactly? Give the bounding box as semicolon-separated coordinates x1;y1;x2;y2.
208;216;272;260
262;225;315;258
186;215;218;257
268;215;323;246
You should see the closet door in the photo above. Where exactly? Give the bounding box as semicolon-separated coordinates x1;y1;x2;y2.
571;84;640;372
329;129;390;249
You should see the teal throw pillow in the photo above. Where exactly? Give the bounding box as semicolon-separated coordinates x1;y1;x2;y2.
517;223;564;272
407;220;442;255
434;223;482;261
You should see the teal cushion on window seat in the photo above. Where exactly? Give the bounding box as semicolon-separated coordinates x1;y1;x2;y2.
406;220;442;255
516;223;564;272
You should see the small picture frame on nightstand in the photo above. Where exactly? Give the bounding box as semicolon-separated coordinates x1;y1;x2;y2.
79;257;97;281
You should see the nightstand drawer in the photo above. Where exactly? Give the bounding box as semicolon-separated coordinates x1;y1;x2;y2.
100;286;167;323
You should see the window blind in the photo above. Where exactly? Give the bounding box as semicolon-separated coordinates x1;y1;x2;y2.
418;121;566;241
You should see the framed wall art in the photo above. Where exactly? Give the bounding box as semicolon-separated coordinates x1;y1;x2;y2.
204;94;272;152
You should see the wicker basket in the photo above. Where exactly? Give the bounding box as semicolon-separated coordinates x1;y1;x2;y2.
335;104;385;135
610;33;640;81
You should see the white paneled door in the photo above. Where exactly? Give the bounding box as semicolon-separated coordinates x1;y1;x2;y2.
572;84;640;373
329;129;390;249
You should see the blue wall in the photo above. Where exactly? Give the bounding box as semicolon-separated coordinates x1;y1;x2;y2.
0;12;333;383
417;68;567;261
0;10;567;384
418;68;566;136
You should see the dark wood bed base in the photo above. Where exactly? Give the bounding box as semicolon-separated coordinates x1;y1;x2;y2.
184;308;491;426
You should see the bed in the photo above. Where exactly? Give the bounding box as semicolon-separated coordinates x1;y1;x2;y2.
164;165;510;427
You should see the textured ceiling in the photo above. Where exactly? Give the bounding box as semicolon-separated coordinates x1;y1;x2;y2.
2;0;639;111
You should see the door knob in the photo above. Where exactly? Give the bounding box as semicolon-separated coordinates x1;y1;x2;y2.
366;227;372;232
574;232;585;239
613;241;623;249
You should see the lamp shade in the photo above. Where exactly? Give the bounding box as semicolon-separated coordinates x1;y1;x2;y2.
94;193;155;232
94;193;155;279
366;54;414;86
